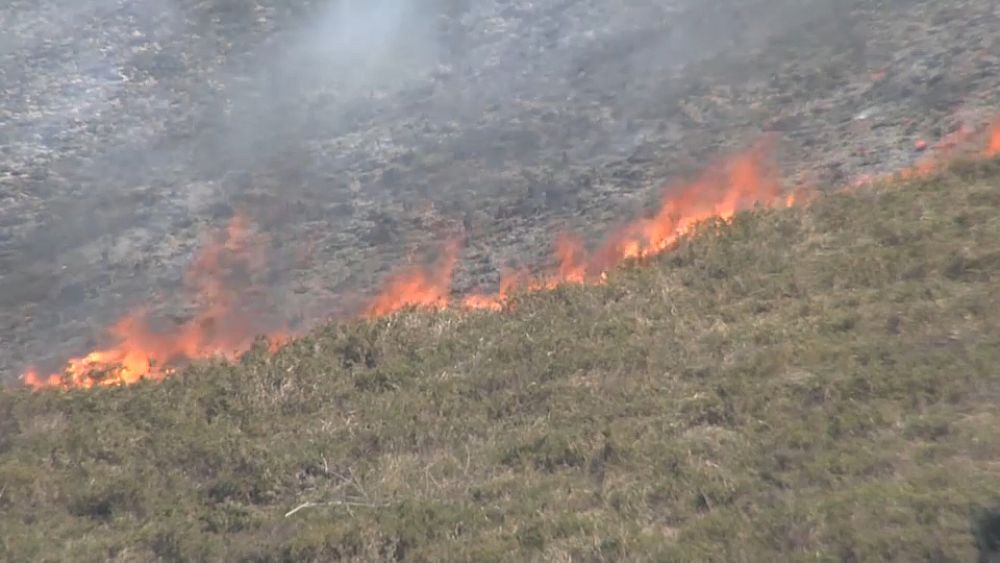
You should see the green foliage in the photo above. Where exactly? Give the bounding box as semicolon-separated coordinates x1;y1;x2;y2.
3;162;1000;561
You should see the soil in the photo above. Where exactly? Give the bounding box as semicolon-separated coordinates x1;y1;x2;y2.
1;0;998;382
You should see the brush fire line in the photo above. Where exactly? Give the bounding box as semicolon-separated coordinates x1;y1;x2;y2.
23;121;1000;389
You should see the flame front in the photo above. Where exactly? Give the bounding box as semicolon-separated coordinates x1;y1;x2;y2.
592;140;782;270
24;115;1000;389
371;120;1000;315
987;120;1000;157
362;240;461;317
900;125;977;180
23;214;286;389
461;143;796;310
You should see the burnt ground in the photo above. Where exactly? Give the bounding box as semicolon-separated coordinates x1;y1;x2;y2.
1;0;998;382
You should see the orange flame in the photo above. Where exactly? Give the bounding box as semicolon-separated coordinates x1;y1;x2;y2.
987;120;1000;157
900;124;976;180
461;270;523;311
375;119;999;316
389;140;792;313
26;114;1000;389
850;119;999;189
23;215;287;389
591;140;782;271
362;240;461;317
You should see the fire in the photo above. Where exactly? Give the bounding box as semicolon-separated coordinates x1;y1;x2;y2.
900;124;976;179
24;114;1000;389
370;119;999;316
987;120;1000;157
521;140;787;287
362;240;461;317
589;140;782;272
461;269;529;311
850;119;998;189
374;140;791;313
23;214;287;389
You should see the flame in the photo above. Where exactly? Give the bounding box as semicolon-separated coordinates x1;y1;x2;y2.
589;140;782;271
900;124;981;180
373;119;999;316
849;119;998;189
461;268;529;311
384;140;791;313
362;240;461;317
25;114;1000;389
23;214;287;389
987;120;1000;157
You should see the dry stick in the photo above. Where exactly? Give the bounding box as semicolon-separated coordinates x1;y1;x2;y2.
327;468;369;501
284;498;388;518
284;502;319;518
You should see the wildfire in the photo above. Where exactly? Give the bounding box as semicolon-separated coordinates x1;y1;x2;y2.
367;139;792;314
588;139;783;271
362;240;461;317
851;119;998;190
23;214;287;389
460;268;533;311
987;120;1000;157
367;119;999;316
900;124;977;180
23;116;1000;390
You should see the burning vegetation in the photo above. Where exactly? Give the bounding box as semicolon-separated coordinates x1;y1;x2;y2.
988;119;1000;157
379;138;792;315
23;215;288;389
22;120;1000;389
362;239;462;318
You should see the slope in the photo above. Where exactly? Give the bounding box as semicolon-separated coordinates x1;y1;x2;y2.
1;160;999;561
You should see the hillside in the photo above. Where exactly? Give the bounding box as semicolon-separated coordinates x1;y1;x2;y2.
2;161;999;561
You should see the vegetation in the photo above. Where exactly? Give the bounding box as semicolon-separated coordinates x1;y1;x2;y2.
2;161;1000;562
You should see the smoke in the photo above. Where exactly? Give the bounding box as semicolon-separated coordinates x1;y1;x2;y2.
0;0;857;382
7;0;996;384
291;0;440;89
0;0;446;380
201;0;443;170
